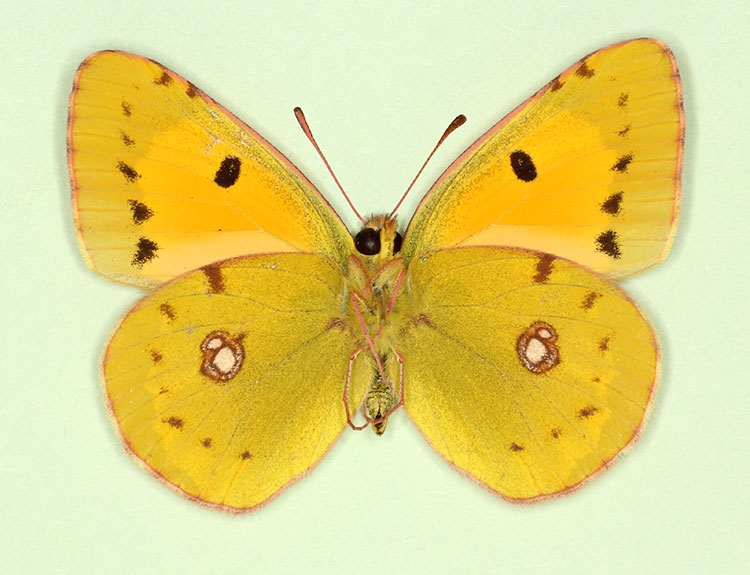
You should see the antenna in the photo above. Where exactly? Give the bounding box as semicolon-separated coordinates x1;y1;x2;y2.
295;107;466;223
389;114;466;217
294;107;365;224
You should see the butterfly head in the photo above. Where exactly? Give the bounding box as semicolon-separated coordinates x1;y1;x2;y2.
354;214;403;262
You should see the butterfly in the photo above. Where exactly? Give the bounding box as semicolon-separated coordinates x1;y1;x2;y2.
68;38;683;511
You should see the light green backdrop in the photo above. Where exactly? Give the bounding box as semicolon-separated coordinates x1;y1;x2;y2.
3;1;747;573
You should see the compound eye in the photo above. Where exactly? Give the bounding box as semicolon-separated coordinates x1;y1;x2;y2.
355;227;381;255
392;232;403;254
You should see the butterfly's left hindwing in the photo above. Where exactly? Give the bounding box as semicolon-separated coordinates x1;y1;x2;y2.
393;247;658;501
104;253;361;511
69;52;353;288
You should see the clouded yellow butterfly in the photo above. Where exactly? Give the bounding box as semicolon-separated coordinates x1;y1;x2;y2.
68;38;683;511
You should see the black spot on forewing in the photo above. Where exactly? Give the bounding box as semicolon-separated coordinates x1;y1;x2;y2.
533;254;554;283
617;125;631;137
117;161;140;183
610;154;633;173
600;191;623;216
214;156;241;188
127;199;154;224
575;61;595;78
132;237;159;268
509;150;537;182
120;131;135;146
595;230;622;259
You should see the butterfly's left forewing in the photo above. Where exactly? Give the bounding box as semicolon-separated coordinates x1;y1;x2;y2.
69;51;353;288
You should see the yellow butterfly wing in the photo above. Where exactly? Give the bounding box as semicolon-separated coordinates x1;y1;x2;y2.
402;38;683;279
104;253;363;511
69;51;352;288
392;248;657;501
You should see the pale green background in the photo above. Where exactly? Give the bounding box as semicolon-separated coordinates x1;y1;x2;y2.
2;1;748;573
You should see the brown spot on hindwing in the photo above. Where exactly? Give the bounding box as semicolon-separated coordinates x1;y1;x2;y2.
164;416;184;429
186;82;198;98
533;254;554;283
200;331;245;382
159;302;177;321
201;438;213;448
598;336;611;352
121;101;132;117
120;131;135;146
128;199;154;224
577;405;599;419
617;93;629;107
581;292;602;310
399;313;436;337
509;443;524;452
154;69;172;86
325;317;346;331
517;321;560;374
411;313;435;328
549;76;564;92
132;237;159;268
202;264;225;293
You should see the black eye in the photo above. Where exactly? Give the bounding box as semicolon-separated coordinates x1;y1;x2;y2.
355;228;381;255
393;232;403;254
